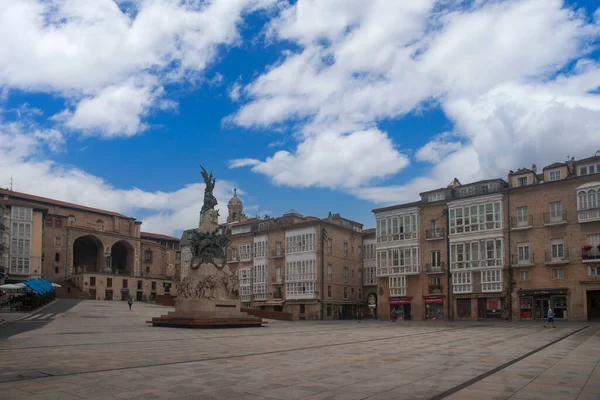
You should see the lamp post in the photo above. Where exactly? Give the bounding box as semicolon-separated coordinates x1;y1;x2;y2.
321;227;328;320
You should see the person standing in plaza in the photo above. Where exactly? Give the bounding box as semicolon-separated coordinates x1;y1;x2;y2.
391;308;397;323
357;309;362;323
544;306;556;328
127;295;133;311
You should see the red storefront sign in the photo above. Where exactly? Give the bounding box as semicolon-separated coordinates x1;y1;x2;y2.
389;297;412;305
424;295;445;305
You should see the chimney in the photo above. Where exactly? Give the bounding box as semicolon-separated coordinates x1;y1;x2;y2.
532;164;537;173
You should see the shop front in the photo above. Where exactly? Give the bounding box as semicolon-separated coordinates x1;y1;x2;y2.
518;288;568;320
424;295;445;320
454;292;507;320
389;296;412;320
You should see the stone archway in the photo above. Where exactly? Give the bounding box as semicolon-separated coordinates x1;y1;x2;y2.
111;240;135;275
73;235;105;273
367;292;378;318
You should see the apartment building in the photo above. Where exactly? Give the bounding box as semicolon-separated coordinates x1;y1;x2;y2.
373;150;600;322
507;152;600;322
225;193;364;320
0;189;179;300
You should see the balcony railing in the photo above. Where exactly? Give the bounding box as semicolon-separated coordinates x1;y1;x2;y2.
544;249;570;265
227;254;238;263
582;246;600;263
544;210;567;225
271;248;284;258
428;284;443;294
510;215;533;230
376;232;418;243
426;229;445;240
510;253;535;267
425;262;445;273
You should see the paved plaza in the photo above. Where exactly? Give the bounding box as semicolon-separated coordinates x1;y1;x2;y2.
0;301;599;400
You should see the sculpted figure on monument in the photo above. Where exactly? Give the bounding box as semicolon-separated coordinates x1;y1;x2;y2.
200;165;218;214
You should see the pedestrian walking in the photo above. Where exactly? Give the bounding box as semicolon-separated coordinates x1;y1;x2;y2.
127;295;133;311
543;306;556;328
391;308;397;323
357;309;362;323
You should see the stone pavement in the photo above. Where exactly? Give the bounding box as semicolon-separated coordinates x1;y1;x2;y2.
0;300;598;400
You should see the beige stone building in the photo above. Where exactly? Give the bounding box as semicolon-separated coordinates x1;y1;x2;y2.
507;152;600;321
361;229;377;318
0;188;179;301
224;191;364;320
373;150;600;322
0;202;8;284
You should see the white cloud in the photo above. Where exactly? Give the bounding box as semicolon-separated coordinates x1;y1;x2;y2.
53;81;159;137
229;0;600;199
241;129;409;189
229;158;261;168
0;121;241;237
415;137;463;164
0;0;278;137
228;82;242;102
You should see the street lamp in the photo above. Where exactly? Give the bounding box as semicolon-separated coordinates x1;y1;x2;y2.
321;227;328;320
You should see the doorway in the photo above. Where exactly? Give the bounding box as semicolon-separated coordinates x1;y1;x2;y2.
587;291;600;320
534;298;550;319
457;299;471;319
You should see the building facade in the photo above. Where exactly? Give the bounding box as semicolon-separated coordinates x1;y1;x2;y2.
361;229;377;318
372;150;600;322
0;189;179;301
0;202;8;284
225;194;364;320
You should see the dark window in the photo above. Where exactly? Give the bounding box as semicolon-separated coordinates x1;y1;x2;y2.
55;252;60;262
274;286;282;299
54;266;59;274
144;249;152;262
344;287;348;299
106;278;112;288
122;279;128;288
54;218;62;228
299;304;305;314
145;266;150;273
151;281;157;291
328;286;332;298
137;280;142;290
89;277;96;286
45;218;53;227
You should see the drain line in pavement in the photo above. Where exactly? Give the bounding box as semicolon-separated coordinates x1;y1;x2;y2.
427;325;590;400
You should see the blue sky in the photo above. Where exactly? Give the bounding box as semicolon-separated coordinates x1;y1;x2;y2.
1;0;599;237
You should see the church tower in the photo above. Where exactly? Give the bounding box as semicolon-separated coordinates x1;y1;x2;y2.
227;188;243;223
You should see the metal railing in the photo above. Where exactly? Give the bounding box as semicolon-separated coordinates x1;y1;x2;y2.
510;214;533;229
425;229;445;240
545;249;570;263
428;284;443;294
582;247;600;261
425;262;445;273
510;253;535;266
271;248;285;258
543;210;567;225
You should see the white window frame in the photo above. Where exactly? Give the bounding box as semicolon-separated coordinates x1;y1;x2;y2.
481;269;502;292
431;250;441;267
550;239;565;261
549;201;563;223
548;170;562;181
552;269;564;279
517;176;528;187
285;258;317;299
516;206;529;227
519;271;529;281
450;238;503;270
363;266;377;285
517;242;531;264
389;276;406;296
343;267;348;282
452;271;472;293
449;201;502;234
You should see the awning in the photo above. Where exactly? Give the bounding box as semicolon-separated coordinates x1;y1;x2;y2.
389;297;412;305
0;283;26;290
424;295;445;304
23;278;56;295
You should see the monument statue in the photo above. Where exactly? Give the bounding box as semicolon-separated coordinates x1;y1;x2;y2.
200;166;218;215
151;167;261;327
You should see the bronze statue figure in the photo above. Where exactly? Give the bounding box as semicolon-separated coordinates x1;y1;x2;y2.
200;165;218;214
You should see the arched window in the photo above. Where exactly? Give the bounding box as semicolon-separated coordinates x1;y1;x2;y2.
578;191;588;210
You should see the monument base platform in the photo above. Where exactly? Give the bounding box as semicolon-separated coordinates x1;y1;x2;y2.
147;299;265;329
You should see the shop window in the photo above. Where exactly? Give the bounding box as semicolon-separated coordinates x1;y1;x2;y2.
520;297;533;319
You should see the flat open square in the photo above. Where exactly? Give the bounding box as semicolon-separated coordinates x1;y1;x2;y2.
0;300;598;400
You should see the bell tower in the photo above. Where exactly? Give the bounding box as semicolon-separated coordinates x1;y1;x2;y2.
227;188;243;223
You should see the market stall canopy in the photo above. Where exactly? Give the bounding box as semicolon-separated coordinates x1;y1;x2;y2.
0;283;26;290
23;279;55;295
51;283;62;288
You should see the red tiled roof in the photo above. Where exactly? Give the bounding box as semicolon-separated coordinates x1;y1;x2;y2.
0;188;132;219
140;232;180;242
